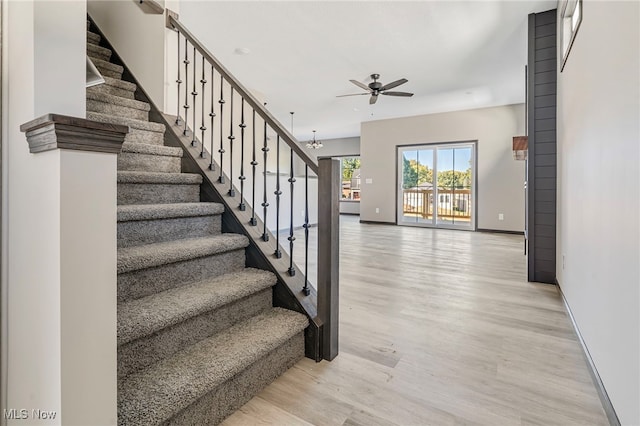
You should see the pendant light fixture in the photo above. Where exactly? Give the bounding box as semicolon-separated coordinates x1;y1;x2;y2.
306;130;323;150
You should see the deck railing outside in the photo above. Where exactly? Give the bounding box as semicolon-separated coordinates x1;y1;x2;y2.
403;188;472;220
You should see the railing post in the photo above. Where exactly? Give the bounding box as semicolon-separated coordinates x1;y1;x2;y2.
317;157;340;361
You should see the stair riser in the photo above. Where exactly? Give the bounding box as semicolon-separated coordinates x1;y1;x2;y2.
164;333;304;426
118;152;181;174
117;183;200;205
118;215;221;248
87;44;111;62
118;249;246;302
118;289;272;378
88;99;148;121
92;60;123;79
125;128;165;146
87;84;135;100
96;66;123;80
87;32;101;45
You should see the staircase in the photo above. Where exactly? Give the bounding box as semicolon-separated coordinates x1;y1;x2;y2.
86;20;309;425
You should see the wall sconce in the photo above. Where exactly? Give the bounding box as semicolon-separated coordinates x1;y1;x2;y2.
513;136;528;160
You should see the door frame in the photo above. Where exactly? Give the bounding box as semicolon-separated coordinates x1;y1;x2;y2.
396;140;478;231
0;0;5;422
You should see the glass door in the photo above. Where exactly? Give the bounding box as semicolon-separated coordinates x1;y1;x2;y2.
398;142;475;230
398;147;435;226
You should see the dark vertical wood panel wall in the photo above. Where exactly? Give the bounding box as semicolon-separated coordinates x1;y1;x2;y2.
527;9;557;284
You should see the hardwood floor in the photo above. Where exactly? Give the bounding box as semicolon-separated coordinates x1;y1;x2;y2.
223;216;608;426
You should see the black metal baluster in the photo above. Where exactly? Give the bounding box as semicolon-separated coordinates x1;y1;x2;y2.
191;47;198;146
287;112;296;276
182;38;189;136
209;65;215;170
249;110;258;226
175;31;181;125
261;115;269;242
228;89;235;196
238;99;246;210
302;164;310;296
274;135;282;258
218;75;225;184
199;55;206;157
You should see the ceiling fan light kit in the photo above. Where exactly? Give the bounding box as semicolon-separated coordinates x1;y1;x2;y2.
337;73;414;104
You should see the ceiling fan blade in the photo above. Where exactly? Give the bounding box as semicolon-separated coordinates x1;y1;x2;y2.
336;93;369;98
382;91;414;97
369;94;378;105
380;78;408;91
349;79;371;91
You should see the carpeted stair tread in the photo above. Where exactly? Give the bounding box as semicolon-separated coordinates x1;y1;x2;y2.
117;308;309;426
120;142;182;158
87;91;150;112
101;76;136;92
117;170;202;185
90;56;123;74
87;30;101;45
89;56;122;73
118;268;277;346
87;111;165;133
87;42;112;61
117;234;249;274
87;76;137;100
118;202;223;222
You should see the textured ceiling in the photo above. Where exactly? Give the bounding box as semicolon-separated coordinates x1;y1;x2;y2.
180;1;556;140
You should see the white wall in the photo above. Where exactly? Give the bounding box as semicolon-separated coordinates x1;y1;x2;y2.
2;1;117;424
88;0;166;109
34;1;85;118
556;2;639;424
360;104;525;231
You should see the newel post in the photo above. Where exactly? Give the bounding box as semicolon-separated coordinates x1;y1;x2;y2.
317;157;340;361
20;113;128;425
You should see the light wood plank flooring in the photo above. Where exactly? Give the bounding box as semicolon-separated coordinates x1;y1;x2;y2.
223;216;608;426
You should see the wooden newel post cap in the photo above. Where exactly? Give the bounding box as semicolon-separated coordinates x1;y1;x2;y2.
20;113;129;154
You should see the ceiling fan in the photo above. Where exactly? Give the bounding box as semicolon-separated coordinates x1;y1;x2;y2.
337;73;414;105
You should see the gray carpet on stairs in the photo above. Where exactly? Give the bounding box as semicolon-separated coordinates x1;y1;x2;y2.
117;203;225;248
118;202;223;221
117;171;203;205
117;269;276;377
87;24;308;425
87;111;166;145
91;56;123;79
118;309;308;426
87;91;150;121
117;234;249;274
118;268;277;345
87;42;112;61
87;30;101;45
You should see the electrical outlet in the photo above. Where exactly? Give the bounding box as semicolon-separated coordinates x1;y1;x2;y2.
498;213;504;221
375;208;380;214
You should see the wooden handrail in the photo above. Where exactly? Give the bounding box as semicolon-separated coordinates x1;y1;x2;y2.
168;15;319;174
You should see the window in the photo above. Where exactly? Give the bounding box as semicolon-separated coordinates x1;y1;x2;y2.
340;157;361;201
561;0;582;71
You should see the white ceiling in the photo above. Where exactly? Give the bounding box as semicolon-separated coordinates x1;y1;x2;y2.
180;1;556;141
